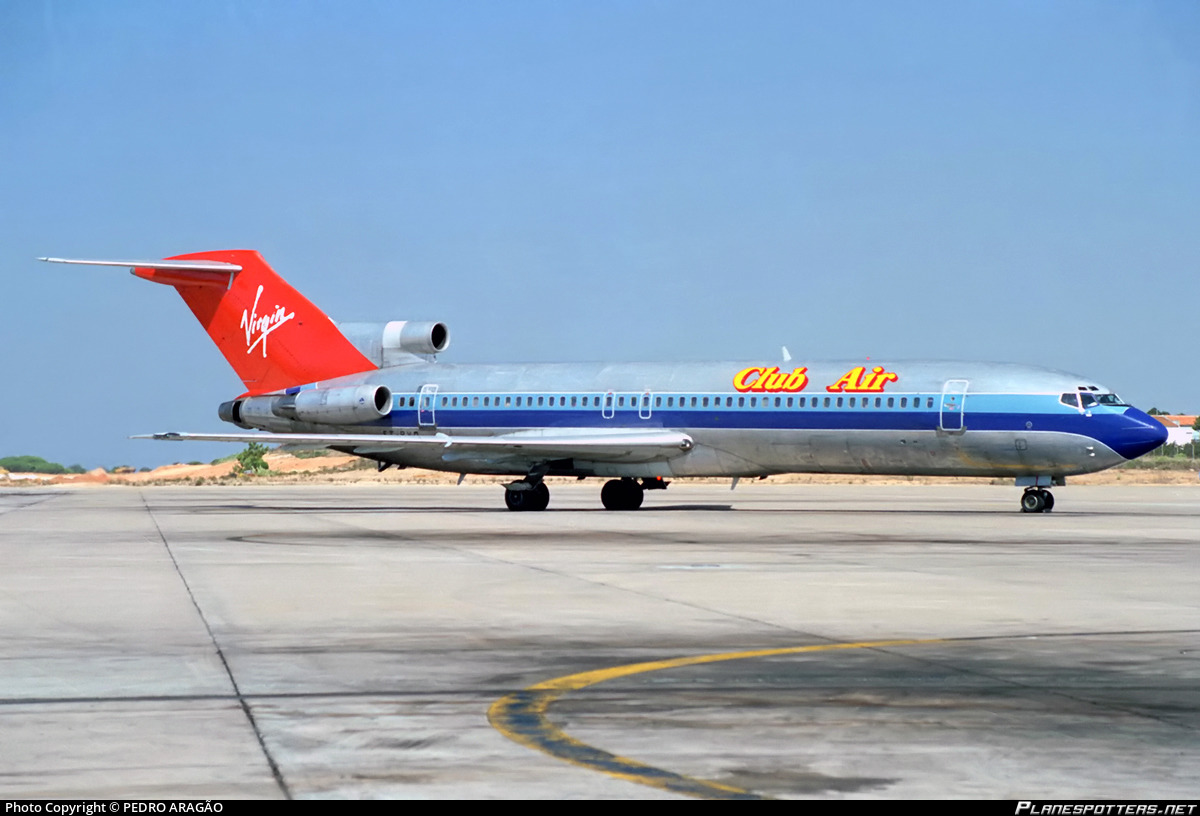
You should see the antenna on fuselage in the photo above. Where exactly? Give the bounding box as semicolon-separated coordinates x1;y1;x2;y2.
781;346;792;363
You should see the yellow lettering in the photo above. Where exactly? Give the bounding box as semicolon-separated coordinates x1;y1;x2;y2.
735;366;813;393
829;365;899;392
733;367;764;392
756;367;785;392
780;367;809;392
826;367;865;392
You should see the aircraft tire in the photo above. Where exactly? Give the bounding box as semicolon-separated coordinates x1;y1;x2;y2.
601;478;644;510
506;482;550;512
504;488;525;511
600;480;623;510
1020;489;1046;513
626;479;644;509
1039;489;1054;512
530;482;550;511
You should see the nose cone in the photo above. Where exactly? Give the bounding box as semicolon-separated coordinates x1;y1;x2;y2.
1107;408;1168;460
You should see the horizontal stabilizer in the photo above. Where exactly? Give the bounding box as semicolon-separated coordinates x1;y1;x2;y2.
39;257;242;272
44;250;378;392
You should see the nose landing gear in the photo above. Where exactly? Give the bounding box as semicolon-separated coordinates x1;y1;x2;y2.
1020;487;1055;513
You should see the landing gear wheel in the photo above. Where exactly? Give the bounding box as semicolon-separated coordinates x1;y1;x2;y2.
1020;489;1047;513
1038;488;1054;512
505;482;550;512
601;478;644;510
529;482;550;511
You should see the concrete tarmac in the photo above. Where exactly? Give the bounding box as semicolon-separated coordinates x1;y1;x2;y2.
0;482;1197;799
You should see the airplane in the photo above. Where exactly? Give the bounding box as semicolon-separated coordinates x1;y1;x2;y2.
40;250;1167;513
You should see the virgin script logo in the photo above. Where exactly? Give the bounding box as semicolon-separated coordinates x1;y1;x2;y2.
241;285;295;357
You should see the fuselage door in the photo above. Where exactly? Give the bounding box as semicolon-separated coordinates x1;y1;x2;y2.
602;390;615;420
939;379;968;432
639;390;653;419
418;383;438;428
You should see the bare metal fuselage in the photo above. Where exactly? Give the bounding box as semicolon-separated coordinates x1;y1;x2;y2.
232;359;1162;481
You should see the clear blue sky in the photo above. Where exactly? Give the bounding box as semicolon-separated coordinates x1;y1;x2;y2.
2;1;1197;469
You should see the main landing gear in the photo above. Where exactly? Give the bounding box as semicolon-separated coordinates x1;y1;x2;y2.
504;480;550;511
1020;487;1055;514
601;478;644;511
504;475;668;511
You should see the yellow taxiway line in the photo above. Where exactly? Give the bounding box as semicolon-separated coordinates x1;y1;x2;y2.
488;638;944;799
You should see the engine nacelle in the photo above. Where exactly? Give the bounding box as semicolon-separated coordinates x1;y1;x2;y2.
220;384;393;428
338;320;450;366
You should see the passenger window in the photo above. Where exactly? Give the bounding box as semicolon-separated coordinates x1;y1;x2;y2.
823;397;831;408
571;396;577;407
886;397;893;408
726;397;732;407
836;397;844;408
874;397;881;408
537;396;544;406
738;397;745;407
786;397;793;408
927;397;934;408
849;397;856;407
618;396;625;407
750;397;757;407
691;397;698;408
505;396;512;407
774;397;781;407
702;397;709;407
441;397;448;407
900;397;907;408
655;397;662;407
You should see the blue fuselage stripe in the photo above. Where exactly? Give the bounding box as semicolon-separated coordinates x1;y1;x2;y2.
370;392;1141;447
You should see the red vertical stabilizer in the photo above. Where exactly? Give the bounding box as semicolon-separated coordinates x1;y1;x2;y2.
133;250;376;394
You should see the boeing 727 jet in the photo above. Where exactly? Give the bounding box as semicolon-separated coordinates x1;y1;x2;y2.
41;250;1167;512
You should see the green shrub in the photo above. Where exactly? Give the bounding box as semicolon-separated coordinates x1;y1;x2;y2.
0;455;69;474
234;443;270;476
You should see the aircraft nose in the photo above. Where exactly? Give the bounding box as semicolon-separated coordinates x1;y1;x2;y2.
1107;408;1168;460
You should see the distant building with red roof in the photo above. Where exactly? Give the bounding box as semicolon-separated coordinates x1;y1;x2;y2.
1151;415;1198;446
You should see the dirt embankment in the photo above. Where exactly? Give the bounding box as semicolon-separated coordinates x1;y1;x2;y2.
4;453;1198;487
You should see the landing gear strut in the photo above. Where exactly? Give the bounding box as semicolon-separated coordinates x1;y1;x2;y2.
504;480;550;511
1020;487;1055;513
601;478;644;511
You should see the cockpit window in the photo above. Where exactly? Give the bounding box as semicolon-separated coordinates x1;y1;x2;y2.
1079;393;1097;409
1059;393;1079;409
1094;393;1126;406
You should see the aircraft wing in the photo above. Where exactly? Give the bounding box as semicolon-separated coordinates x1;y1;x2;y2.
136;428;694;464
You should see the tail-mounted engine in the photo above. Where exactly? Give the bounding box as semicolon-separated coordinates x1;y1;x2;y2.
337;321;450;367
220;384;393;428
